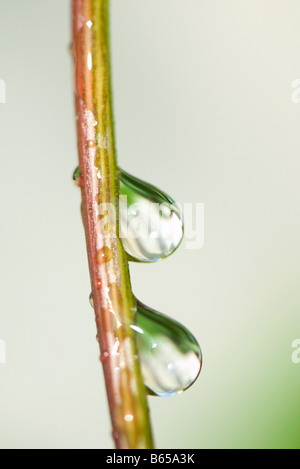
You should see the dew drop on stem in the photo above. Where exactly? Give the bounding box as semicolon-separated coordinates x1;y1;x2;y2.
131;300;202;397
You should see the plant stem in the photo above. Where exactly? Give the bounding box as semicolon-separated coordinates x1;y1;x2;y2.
72;0;154;449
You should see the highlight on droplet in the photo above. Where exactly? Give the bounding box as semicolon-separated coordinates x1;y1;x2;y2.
87;51;92;70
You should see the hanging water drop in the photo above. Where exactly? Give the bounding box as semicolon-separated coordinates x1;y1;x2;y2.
119;170;184;262
72;167;184;261
132;300;202;397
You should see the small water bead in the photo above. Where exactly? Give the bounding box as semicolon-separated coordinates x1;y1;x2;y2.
119;170;184;262
72;166;82;187
73;167;80;182
88;139;96;149
100;351;110;363
132;301;202;397
94;246;114;265
89;293;94;308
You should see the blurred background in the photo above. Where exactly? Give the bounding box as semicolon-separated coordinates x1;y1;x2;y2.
0;0;299;449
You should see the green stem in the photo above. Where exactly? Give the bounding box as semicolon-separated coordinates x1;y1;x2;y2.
72;0;154;449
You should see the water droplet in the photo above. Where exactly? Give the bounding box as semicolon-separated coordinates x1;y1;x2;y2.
88;139;96;149
132;300;202;397
94;246;113;265
100;351;110;363
119;170;184;262
89;293;94;308
124;414;134;423
72;166;83;187
73;167;80;181
72;167;184;261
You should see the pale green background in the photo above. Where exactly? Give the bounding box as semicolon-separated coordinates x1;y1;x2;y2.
0;0;299;449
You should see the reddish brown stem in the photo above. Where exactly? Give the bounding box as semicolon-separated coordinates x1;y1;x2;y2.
72;0;153;449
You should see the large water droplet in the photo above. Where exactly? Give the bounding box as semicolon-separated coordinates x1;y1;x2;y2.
72;167;183;261
132;301;202;397
119;170;184;262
